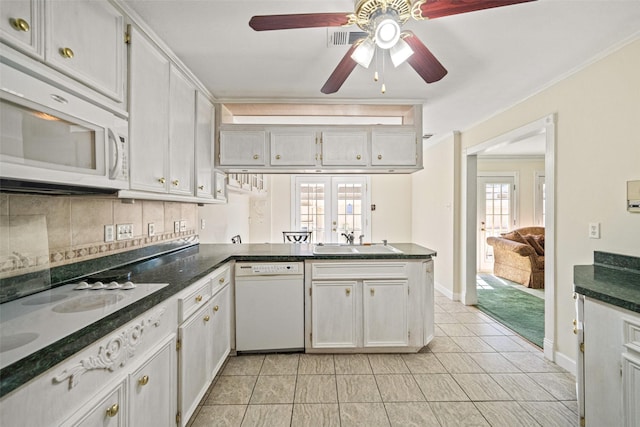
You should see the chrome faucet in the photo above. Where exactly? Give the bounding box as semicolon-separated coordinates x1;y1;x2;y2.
359;235;365;245
341;232;355;245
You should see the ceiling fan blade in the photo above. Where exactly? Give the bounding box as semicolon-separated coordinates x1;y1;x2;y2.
416;0;536;20
249;12;352;31
403;31;448;84
321;40;364;94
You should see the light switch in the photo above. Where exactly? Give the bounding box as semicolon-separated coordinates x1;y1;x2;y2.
589;222;600;239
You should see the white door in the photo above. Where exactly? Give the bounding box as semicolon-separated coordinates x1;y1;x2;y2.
293;176;370;243
478;175;516;272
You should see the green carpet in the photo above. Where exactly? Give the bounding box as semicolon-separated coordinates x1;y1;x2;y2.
476;274;544;348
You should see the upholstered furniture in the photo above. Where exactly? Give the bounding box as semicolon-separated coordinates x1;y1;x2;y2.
486;226;545;289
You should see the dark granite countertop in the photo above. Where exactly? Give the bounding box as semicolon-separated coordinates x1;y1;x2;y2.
0;242;435;396
574;251;640;313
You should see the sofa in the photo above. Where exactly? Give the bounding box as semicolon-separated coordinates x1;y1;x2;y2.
486;226;545;289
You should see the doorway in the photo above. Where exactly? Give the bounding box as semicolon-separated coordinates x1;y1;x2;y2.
462;114;556;361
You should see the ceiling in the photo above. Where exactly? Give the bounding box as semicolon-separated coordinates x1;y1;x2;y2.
122;0;640;137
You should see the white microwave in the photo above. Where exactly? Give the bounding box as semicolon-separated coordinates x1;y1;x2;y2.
0;62;129;192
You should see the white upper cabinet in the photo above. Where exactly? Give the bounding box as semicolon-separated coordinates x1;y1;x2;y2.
0;0;43;57
128;26;169;193
371;131;417;166
270;130;317;166
321;131;368;166
168;65;195;196
219;131;267;166
195;92;215;199
46;0;124;102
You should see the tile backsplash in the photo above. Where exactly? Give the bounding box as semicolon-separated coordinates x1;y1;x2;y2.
0;193;197;279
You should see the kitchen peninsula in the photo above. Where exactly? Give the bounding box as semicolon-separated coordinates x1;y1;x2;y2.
0;241;435;426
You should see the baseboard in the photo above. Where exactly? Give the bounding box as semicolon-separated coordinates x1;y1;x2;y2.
434;282;460;301
554;349;577;375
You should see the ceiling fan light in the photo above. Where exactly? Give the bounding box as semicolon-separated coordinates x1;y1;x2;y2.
390;37;414;67
374;18;400;49
351;37;375;68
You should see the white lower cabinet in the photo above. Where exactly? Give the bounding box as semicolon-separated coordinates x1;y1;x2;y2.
210;284;231;376
65;380;127;427
311;281;358;348
363;280;408;347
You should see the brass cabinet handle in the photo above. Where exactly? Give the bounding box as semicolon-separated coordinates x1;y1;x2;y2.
345;288;351;296
253;154;259;160
158;177;166;184
219;277;225;284
198;185;205;190
172;179;179;186
195;295;202;302
213;305;219;312
370;288;375;296
106;404;119;418
377;154;382;160
10;18;30;32
138;375;149;386
204;315;210;322
356;154;361;160
275;154;281;160
59;47;74;58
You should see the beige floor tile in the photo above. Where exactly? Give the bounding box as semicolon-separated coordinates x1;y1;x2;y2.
453;312;493;323
413;374;469;401
291;403;340;427
375;374;425;402
434;312;460;324
430;401;489;426
401;353;447;374
427;336;464;353
339;402;390;427
509;334;544;351
481;335;530;352
336;374;382;402
452;373;512;401
250;375;296;404
439;323;477;336
222;355;265;375
368;354;410;374
468;352;521;373
434;304;446;313
190;405;246;427
241;404;292;427
451;336;497;352
294;375;338;403
438;302;473;313
207;375;257;405
260;353;299;375
490;373;555;401
490;323;518;335
527;372;577;400
475;401;539;426
435;353;484;373
384;402;440;427
433;325;447;337
501;352;564;373
463;323;507;336
297;354;334;374
334;354;373;374
561;400;579;415
520;401;580;426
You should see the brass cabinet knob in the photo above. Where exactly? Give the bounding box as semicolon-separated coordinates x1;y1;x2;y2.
59;47;74;58
217;189;223;194
213;305;219;312
356;154;361;160
204;315;210;322
198;185;205;190
275;154;281;160
370;288;375;296
10;18;30;32
138;375;149;386
195;295;203;302
377;154;382;160
172;179;179;186
345;288;351;296
253;154;259;160
106;403;119;418
219;277;225;284
158;177;166;184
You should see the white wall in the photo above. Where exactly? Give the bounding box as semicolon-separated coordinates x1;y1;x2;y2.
198;192;251;243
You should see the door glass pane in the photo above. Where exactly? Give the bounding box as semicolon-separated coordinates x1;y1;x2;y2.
336;183;363;238
299;183;325;242
484;182;512;264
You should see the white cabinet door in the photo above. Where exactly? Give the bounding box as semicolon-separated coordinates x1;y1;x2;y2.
63;380;126;427
210;284;231;377
311;281;358;348
623;353;640;427
129;336;176;427
371;131;417;166
219;131;266;166
195;92;214;199
46;0;124;101
363;280;409;347
214;171;227;202
168;65;195;196
0;0;42;57
321;131;368;166
270;130;317;166
128;27;169;193
178;302;213;426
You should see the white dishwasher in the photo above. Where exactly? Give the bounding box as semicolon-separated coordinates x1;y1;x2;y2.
235;262;304;352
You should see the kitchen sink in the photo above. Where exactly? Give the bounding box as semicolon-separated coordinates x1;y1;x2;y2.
313;244;403;255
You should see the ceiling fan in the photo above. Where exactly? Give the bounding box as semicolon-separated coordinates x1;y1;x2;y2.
249;0;535;94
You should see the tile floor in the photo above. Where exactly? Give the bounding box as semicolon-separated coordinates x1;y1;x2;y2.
187;291;577;426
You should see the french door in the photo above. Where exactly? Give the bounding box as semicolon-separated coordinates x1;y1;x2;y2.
292;176;370;243
478;175;516;272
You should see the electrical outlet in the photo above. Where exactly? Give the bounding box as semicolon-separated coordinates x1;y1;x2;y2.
179;220;186;232
174;221;180;233
116;224;133;240
104;225;115;242
589;222;600;239
148;223;155;236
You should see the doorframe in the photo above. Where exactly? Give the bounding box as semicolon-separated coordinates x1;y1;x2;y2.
461;114;556;361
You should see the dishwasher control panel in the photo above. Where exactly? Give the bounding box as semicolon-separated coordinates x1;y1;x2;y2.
236;262;303;276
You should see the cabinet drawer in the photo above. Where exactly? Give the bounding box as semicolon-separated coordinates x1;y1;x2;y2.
624;318;640;354
312;262;408;279
211;265;231;296
179;278;212;322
